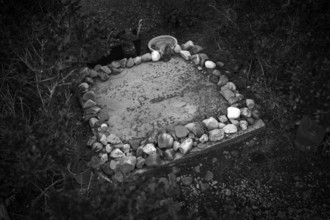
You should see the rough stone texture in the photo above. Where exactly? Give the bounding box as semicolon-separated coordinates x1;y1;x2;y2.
223;124;238;134
185;122;206;138
91;57;227;140
209;129;225;142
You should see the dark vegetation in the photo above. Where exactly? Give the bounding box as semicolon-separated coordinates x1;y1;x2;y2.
0;0;329;219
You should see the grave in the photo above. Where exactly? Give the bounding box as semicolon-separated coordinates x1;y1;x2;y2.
91;57;227;141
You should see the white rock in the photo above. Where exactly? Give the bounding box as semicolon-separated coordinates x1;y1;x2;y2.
199;134;209;143
227;107;241;119
92;142;103;152
220;89;236;101
173;44;182;53
110;148;124;158
209;129;225;141
240;120;248;130
223;124;238;134
118;155;137;174
202;117;219;131
106;134;122;144
78;82;89;90
173;141;180;151
180;50;191;60
179;138;193;154
182;40;194;50
105;144;112;153
110;160;120;170
218;115;228;123
218;122;226;129
151;50;161;62
100;123;108;131
240;107;252;117
205;61;216;69
143;143;157;155
191;54;200;65
246;99;255;109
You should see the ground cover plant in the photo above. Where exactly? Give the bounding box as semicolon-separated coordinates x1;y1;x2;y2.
0;0;329;219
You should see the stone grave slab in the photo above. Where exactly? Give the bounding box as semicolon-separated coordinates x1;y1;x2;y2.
91;57;227;140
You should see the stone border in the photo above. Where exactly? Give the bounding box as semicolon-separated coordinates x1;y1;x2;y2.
75;39;265;183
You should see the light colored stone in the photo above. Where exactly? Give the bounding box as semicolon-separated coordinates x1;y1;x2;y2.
202;117;219;131
191;54;200;65
180;50;191;60
122;144;131;154
227;107;241;119
151;50;161;62
218;115;228;123
246;99;255;109
136;156;146;169
105;144;112;153
175;125;189;138
82;91;96;101
205;60;216;69
119;58;127;68
174;152;184;160
158;133;174;149
100;66;111;74
141;53;152;62
110;61;121;68
228;96;239;105
89;117;99;128
83;99;96;109
118;155;136;174
209;129;225;141
88;69;99;78
99;134;107;145
199;134;209;143
92;142;103;152
218;122;226;129
111;67;123;75
218;75;229;87
145;153;162;167
110;148;124;158
182;40;194;50
220;89;235;101
240;120;248;130
100;153;109;164
110;160;119;170
106;134;122;145
225;82;237;91
126;57;135;68
179;138;193;154
143;143;157;155
133;56;142;65
100;123;108;131
223;124;238;134
173;44;182;53
173;141;180;151
164;149;175;161
240;107;252;118
98;72;110;81
78;83;89;92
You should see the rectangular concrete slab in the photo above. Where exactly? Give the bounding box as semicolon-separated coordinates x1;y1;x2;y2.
91;57;228;140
